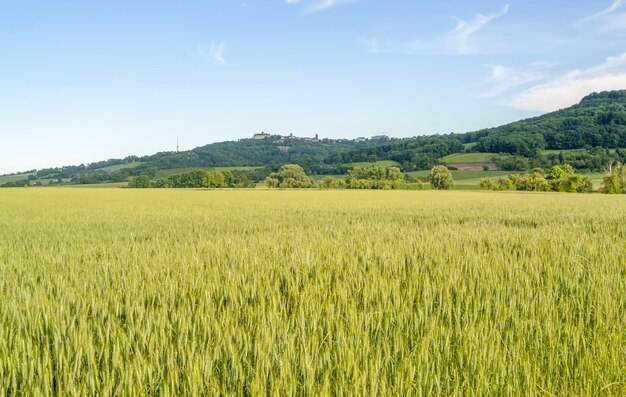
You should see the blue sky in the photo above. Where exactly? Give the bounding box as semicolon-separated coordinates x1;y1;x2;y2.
2;0;626;174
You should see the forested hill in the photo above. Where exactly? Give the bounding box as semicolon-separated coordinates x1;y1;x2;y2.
30;135;390;182
466;90;626;154
9;89;626;185
140;136;384;169
324;90;626;170
322;135;464;171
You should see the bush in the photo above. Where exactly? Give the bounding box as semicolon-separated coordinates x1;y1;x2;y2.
204;170;226;189
430;165;454;190
265;164;315;189
510;165;592;193
318;176;346;189
344;166;405;190
601;173;623;194
479;178;513;191
128;175;151;188
601;162;625;194
547;165;592;193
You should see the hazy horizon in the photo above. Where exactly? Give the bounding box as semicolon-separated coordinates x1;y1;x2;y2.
3;0;626;174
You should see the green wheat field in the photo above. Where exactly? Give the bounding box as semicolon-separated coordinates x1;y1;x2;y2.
0;189;625;395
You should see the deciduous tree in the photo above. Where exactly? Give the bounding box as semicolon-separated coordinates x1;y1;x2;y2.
430;165;454;190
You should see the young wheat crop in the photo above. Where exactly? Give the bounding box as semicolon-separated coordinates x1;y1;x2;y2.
0;189;624;395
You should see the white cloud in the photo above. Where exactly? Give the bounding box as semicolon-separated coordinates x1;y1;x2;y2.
580;0;622;23
365;4;510;55
198;41;226;65
509;53;626;111
450;4;510;55
578;0;626;30
480;65;543;97
286;0;356;14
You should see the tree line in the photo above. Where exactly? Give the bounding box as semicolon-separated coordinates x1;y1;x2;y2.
129;169;256;189
12;161;623;194
491;148;623;172
263;164;456;190
480;165;592;193
323;135;464;171
126;164;459;191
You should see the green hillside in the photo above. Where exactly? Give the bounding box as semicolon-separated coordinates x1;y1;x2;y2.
441;153;497;164
342;160;400;168
0;173;34;185
324;90;626;172
4;90;626;187
22;136;390;185
466;90;626;154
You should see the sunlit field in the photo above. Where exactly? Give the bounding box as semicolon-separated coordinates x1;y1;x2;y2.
0;189;624;395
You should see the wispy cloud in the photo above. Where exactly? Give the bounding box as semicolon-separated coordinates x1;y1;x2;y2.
509;53;626;111
286;0;356;14
451;4;510;55
578;0;626;29
480;65;543;97
198;41;226;65
365;4;510;56
580;0;622;23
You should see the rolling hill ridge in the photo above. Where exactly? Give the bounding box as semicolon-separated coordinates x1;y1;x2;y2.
3;90;626;186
